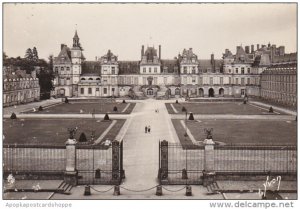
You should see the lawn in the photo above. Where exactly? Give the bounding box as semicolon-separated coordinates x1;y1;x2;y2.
3;118;125;145
172;119;297;145
25;102;136;114
166;102;284;115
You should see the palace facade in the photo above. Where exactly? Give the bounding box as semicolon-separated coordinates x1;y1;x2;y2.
53;31;297;106
3;66;40;107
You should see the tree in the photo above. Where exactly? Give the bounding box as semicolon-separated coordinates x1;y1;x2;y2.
32;47;39;62
38;68;54;100
79;132;87;142
25;48;33;61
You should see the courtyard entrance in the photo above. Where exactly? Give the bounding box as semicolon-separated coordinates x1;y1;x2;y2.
208;88;214;97
146;88;154;96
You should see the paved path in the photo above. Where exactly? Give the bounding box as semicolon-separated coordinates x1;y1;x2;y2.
3;98;62;115
121;99;178;190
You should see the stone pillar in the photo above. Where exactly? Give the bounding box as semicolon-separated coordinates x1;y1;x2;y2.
203;139;215;186
64;139;78;186
112;141;120;184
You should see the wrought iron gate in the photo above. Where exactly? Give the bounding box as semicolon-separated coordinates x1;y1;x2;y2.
76;140;124;185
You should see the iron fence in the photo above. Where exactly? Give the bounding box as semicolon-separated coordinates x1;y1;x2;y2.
159;141;297;185
159;142;205;185
214;145;297;173
76;141;124;185
3;144;66;175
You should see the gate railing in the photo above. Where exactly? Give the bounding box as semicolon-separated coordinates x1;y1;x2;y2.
158;140;297;185
3;140;124;186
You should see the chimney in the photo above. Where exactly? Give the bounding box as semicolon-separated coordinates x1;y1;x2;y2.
141;45;144;57
61;44;65;50
159;45;161;60
279;46;285;56
251;45;254;53
257;44;260;50
211;53;214;64
245;46;250;54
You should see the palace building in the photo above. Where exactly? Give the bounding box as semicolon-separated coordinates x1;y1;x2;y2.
53;31;297;106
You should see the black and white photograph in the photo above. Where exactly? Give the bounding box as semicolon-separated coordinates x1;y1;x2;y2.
1;1;298;207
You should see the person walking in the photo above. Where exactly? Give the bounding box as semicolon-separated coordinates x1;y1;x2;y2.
148;125;151;133
145;126;148;133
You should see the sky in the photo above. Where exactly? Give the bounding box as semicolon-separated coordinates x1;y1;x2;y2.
3;3;297;61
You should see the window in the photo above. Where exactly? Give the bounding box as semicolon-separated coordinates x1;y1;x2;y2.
229;77;231;84
241;78;245;85
154;67;157;73
96;88;99;91
66;67;70;71
149;67;152;73
183;67;187;74
61;67;64;71
112;88;115;92
192;77;196;83
199;77;203;85
88;78;93;80
236;78;239;84
235;68;238;74
55;67;58;73
247;68;250;74
220;77;223;85
80;88;84;94
112;67;115;74
192;67;196;74
210;77;213;85
228;69;231;73
247;78;250;85
81;78;86;80
103;88;107;94
143;68;146;73
88;88;92;94
241;68;245;74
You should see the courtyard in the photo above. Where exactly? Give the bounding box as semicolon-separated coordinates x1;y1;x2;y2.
3;118;125;145
24;102;136;114
172;119;297;146
166;102;285;115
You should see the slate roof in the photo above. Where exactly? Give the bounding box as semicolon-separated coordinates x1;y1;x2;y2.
272;53;297;64
161;59;179;74
118;61;140;74
54;45;72;64
81;61;101;75
234;46;252;64
198;59;223;71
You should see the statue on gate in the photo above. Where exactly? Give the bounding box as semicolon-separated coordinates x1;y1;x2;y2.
68;127;78;139
204;128;213;139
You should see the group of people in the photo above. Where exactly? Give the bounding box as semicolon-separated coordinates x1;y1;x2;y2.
155;109;159;113
145;125;151;133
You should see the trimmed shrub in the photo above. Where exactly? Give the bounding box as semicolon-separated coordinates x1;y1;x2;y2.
188;112;194;120
79;132;87;142
182;106;187;112
104;113;110;121
122;100;126;103
269;106;274;113
10;112;17;119
176;100;178;104
38;106;43;111
113;106;118;112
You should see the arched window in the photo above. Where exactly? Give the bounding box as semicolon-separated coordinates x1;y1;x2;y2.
88;78;93;80
96;78;100;80
81;78;86;80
